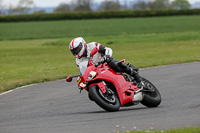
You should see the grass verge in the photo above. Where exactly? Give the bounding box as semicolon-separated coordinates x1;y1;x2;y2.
124;127;200;133
0;32;200;93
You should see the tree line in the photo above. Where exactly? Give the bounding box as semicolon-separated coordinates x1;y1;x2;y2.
0;0;191;15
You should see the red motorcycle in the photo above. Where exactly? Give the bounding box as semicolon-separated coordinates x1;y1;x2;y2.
66;57;161;112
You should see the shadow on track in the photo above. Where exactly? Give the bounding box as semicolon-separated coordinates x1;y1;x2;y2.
67;106;150;115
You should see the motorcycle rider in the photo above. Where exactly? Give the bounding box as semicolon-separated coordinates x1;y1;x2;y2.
69;37;143;87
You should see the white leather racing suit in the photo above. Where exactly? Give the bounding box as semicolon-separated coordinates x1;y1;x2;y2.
76;42;112;66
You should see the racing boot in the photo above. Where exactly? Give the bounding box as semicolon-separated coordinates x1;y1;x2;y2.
127;67;144;89
118;62;142;83
108;58;144;88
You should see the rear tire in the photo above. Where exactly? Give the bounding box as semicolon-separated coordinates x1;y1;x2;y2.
141;78;161;107
89;85;120;112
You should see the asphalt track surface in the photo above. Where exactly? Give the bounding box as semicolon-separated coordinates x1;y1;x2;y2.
0;62;200;133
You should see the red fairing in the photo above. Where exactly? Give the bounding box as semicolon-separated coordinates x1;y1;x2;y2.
77;62;140;106
92;64;138;106
89;82;106;93
82;63;96;82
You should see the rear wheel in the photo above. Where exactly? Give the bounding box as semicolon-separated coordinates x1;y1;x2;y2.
89;85;120;112
141;77;161;107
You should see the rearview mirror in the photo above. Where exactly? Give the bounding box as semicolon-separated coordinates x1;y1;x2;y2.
66;76;73;82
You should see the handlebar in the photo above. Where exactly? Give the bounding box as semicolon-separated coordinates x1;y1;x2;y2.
87;55;107;67
66;74;80;82
67;55;109;82
94;56;107;67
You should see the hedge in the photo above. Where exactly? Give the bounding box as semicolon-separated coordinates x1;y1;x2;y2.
0;9;200;22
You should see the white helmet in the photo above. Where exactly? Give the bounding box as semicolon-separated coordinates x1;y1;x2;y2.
69;37;86;58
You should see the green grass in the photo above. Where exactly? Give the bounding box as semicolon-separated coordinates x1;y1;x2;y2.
0;32;200;93
123;127;200;133
0;15;200;92
0;15;200;40
0;39;74;92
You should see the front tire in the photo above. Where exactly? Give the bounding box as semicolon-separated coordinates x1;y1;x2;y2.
141;78;161;107
89;85;120;112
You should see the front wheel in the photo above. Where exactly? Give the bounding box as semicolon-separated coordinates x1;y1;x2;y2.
89;85;120;112
141;77;161;107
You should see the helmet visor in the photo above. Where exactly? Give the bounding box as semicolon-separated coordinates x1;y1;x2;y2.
70;42;83;56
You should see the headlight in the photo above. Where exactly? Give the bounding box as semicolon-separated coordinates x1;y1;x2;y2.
90;71;97;78
80;82;86;88
87;71;97;81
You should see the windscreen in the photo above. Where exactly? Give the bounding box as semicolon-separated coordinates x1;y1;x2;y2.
79;60;89;76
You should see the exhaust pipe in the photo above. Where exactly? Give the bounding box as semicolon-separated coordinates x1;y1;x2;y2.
132;92;143;102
